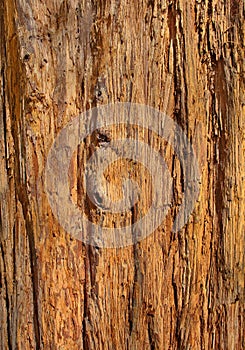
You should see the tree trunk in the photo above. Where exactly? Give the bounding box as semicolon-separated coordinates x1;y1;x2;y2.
0;0;244;349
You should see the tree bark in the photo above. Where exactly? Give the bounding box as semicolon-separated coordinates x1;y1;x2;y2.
0;0;244;349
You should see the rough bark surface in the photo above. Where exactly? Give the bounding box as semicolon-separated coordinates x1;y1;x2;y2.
0;0;244;349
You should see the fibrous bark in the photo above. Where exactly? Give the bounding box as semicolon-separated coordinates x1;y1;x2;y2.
0;0;244;349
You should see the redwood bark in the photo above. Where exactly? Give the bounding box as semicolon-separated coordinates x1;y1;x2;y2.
0;0;244;349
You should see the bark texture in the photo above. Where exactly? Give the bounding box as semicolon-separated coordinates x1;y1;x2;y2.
0;0;245;349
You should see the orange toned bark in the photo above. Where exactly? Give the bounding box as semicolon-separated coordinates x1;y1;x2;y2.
0;0;244;349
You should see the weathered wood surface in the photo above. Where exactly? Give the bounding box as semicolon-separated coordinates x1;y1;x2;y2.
0;0;244;349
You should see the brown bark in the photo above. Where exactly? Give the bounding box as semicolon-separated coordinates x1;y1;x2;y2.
0;0;244;349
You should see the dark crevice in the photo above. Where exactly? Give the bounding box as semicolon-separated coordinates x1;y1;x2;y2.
172;277;178;313
128;240;136;336
18;189;41;350
0;242;13;350
181;36;189;132
200;312;205;350
1;67;9;172
207;0;213;18
13;221;17;345
128;206;142;336
82;248;89;349
147;317;155;350
128;224;134;335
230;0;240;19
82;307;88;349
82;245;100;349
213;59;229;282
172;269;182;348
175;316;182;350
167;3;185;129
128;304;133;335
88;245;99;290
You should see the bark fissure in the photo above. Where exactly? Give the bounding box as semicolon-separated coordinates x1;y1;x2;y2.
0;242;12;350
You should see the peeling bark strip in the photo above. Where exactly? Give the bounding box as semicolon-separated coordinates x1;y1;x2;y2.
0;0;244;349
